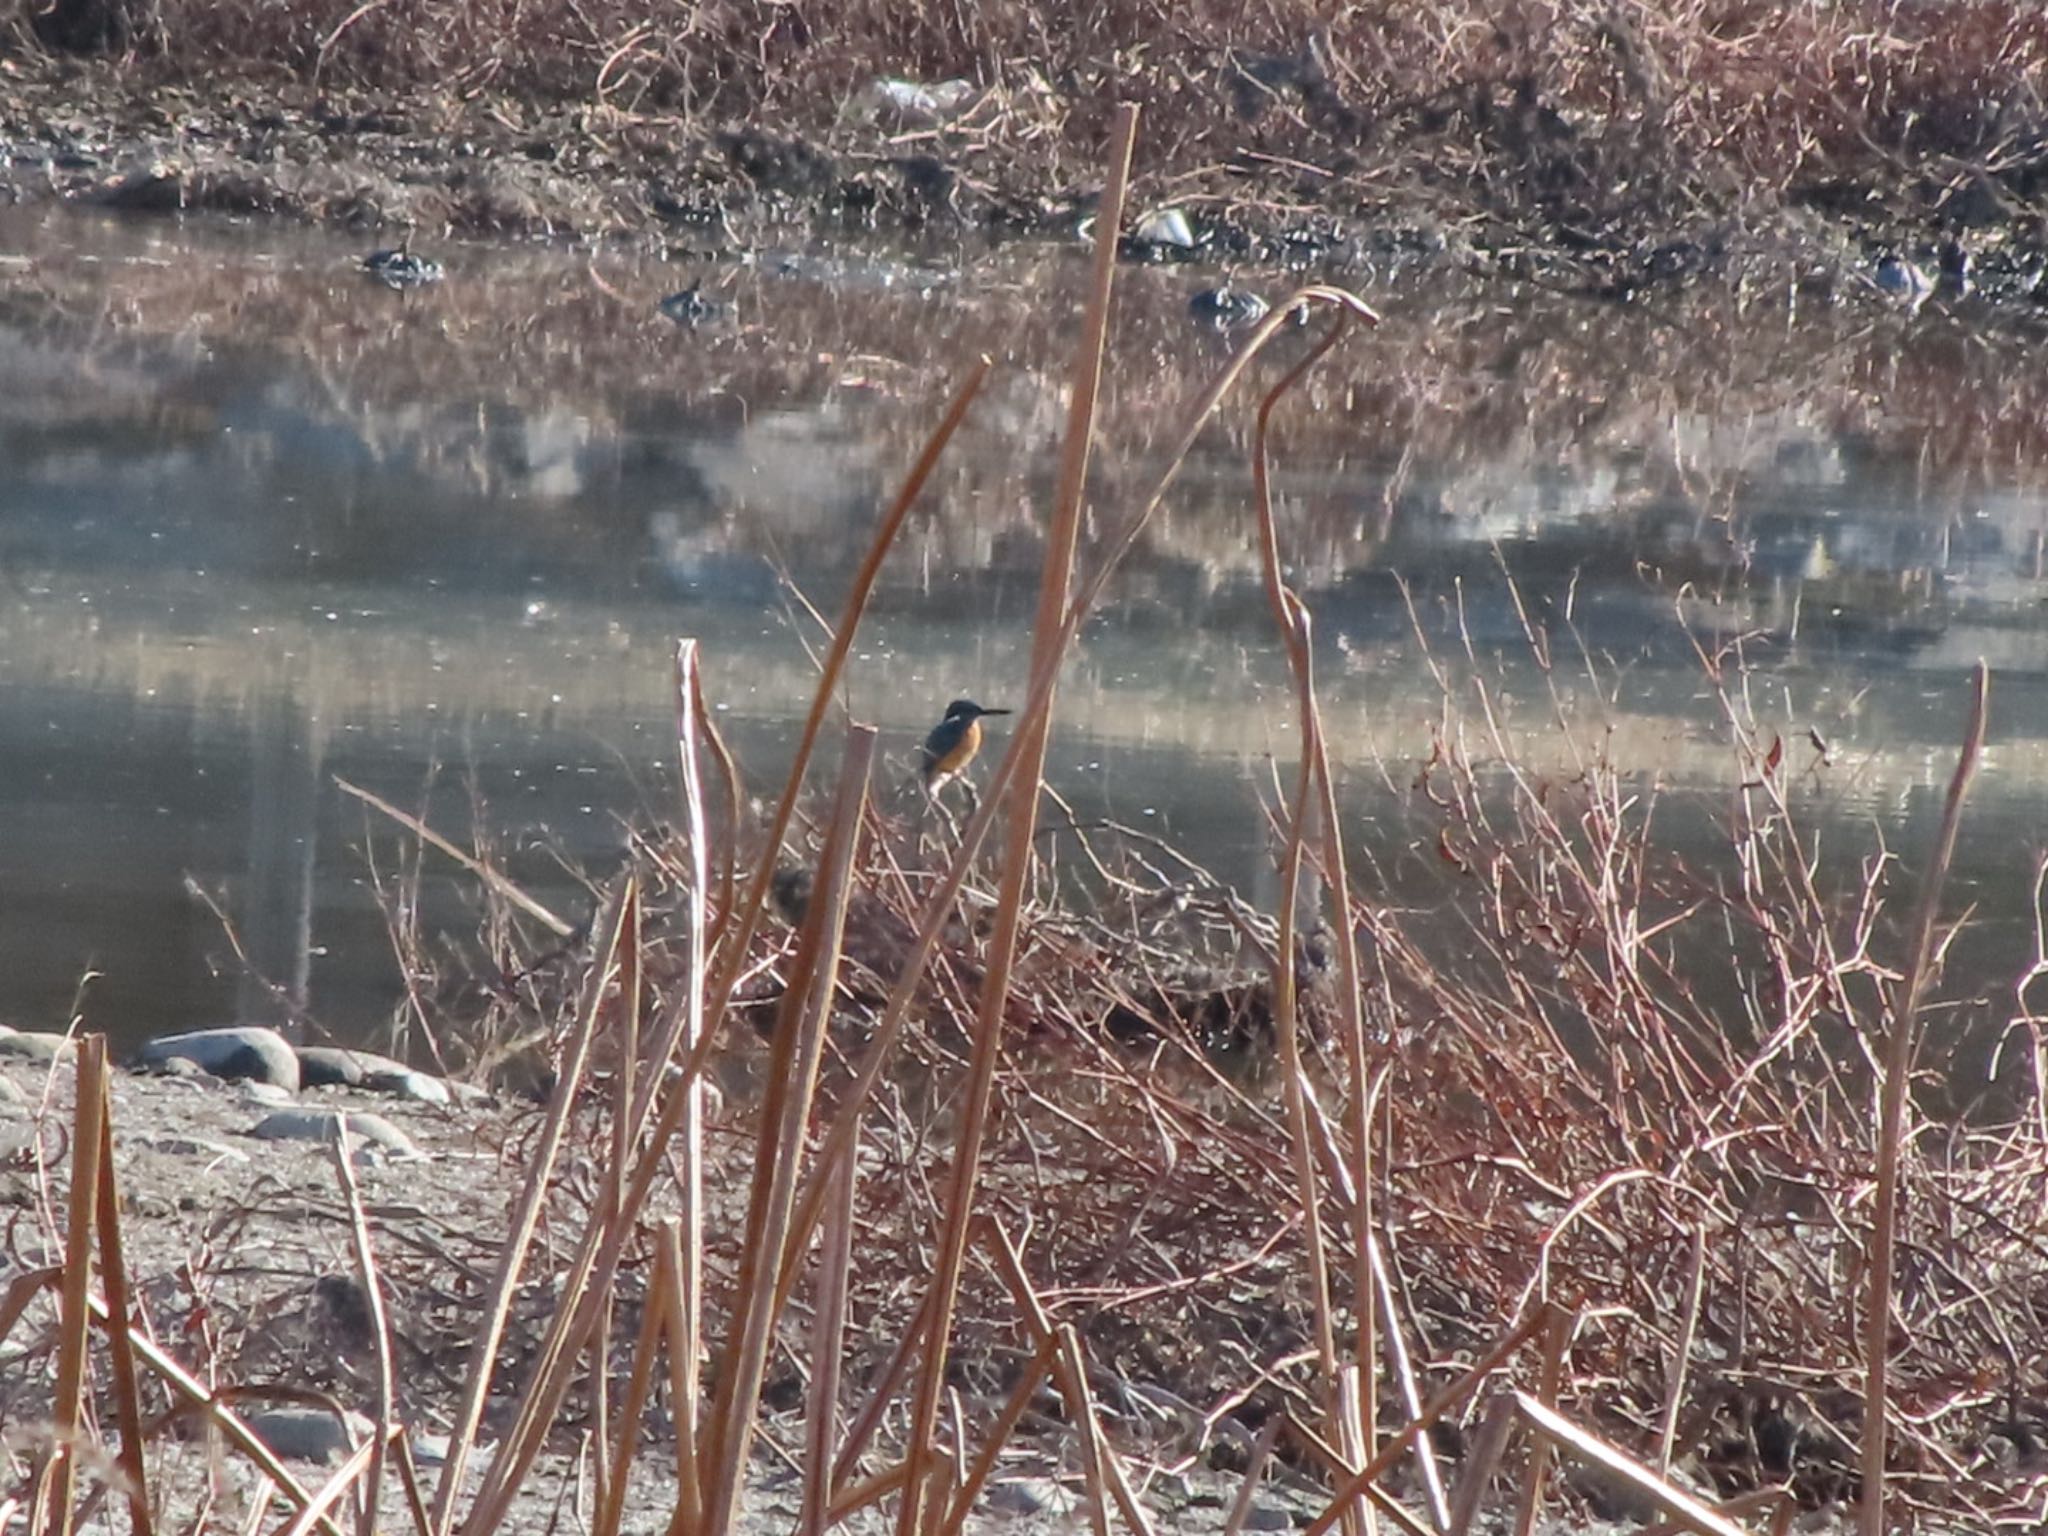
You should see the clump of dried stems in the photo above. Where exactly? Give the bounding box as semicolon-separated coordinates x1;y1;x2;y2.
10;108;2048;1536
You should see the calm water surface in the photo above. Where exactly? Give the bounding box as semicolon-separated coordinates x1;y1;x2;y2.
5;206;2048;1061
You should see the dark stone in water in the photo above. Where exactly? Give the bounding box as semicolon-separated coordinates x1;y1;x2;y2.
659;285;726;325
1189;284;1271;328
362;246;444;288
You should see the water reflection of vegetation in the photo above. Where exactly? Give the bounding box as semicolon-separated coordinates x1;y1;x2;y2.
5;213;2048;620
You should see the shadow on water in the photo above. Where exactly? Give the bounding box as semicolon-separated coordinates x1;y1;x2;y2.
4;204;2048;1077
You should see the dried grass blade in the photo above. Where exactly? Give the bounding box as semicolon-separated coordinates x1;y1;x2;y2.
700;363;988;1022
1510;1308;1576;1536
981;1222;1158;1536
1367;1235;1447;1531
1860;660;1988;1536
90;1041;152;1536
1447;1395;1515;1536
330;1120;396;1536
662;642;712;1529
75;1288;345;1536
273;1425;399;1536
798;1144;859;1536
36;1031;106;1536
333;776;572;938
655;1220;701;1535
700;723;876;1536
1055;1326;1114;1536
1220;1415;1285;1536
432;879;633;1535
1250;315;1380;1467
1511;1395;1750;1536
938;1334;1057;1536
593;1235;673;1536
895;99;1140;1536
1303;1306;1553;1536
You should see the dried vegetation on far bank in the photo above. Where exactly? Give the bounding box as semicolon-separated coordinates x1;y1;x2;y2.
9;0;2048;264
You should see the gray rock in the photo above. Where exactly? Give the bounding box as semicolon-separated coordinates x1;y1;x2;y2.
296;1046;404;1089
299;1047;458;1106
244;1407;372;1464
0;1032;77;1063
248;1109;423;1159
133;1027;300;1092
238;1082;296;1107
1242;1499;1293;1531
364;1069;451;1106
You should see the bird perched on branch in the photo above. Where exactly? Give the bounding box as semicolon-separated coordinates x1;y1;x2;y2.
920;699;1009;796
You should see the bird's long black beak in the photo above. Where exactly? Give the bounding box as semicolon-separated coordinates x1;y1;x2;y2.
979;707;1012;716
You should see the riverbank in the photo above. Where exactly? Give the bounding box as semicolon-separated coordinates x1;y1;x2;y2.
6;2;2048;295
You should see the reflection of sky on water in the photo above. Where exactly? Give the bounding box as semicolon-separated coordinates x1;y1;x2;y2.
3;206;2048;1056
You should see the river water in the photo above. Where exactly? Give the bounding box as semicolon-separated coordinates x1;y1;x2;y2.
5;206;2047;1069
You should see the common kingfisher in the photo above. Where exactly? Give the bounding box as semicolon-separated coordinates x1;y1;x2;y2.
921;699;1010;794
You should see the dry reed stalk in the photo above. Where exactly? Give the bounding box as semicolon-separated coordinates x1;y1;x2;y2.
430;879;632;1535
590;881;643;1531
831;1289;932;1489
1302;1307;1554;1536
894;99;1140;1536
1220;1415;1285;1536
1657;1228;1708;1477
798;1144;858;1536
829;1463;911;1522
63;1290;345;1536
1335;1364;1370;1536
1511;1395;1752;1536
591;1234;673;1536
1448;1395;1516;1536
88;1038;151;1536
1284;1418;1433;1536
330;1120;397;1536
664;642;712;1527
334;777;573;937
1860;660;1989;1536
1639;1489;1789;1536
699;723;876;1536
276;1426;404;1536
1510;1310;1576;1536
1250;320;1382;1484
981;1222;1158;1536
1054;1325;1114;1536
390;1437;433;1536
34;1032;105;1536
1271;692;1339;1385
1366;1234;1448;1531
696;365;988;1023
654;1221;700;1534
772;291;1378;1344
936;1334;1057;1536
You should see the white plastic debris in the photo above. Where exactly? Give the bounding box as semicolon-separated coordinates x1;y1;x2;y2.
1134;207;1195;248
862;77;974;124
